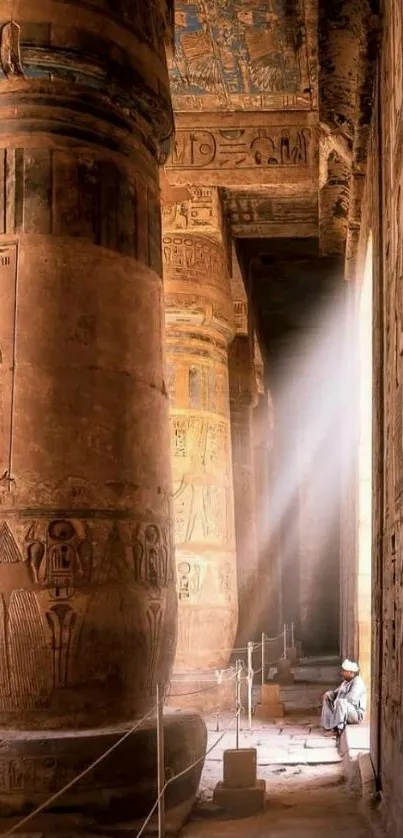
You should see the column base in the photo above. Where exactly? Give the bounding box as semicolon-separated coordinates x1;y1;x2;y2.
167;669;240;713
0;710;206;827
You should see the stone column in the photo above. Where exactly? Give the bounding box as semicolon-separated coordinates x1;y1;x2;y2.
228;249;260;647
229;335;259;647
0;4;206;821
253;376;280;638
162;190;238;676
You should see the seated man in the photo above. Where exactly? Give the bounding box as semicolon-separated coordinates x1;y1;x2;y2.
321;659;366;736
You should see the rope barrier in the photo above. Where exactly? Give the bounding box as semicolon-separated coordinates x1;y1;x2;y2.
3;620;298;838
169;666;235;683
135;708;242;838
3;702;161;837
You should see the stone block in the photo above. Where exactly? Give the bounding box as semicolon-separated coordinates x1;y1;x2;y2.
0;710;207;825
276;659;294;684
286;646;299;663
358;752;376;800
261;683;280;705
254;703;284;720
223;748;257;788
214;780;266;817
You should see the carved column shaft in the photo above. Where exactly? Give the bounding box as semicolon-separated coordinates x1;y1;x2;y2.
0;2;177;734
163;229;238;671
228;335;259;646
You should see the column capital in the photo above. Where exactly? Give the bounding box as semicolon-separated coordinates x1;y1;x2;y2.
162;231;235;344
0;7;174;161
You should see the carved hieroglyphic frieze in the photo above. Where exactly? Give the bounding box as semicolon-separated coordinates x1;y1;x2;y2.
163;233;235;336
166;127;317;171
0;516;176;718
169;0;312;112
163;234;226;285
223;190;319;238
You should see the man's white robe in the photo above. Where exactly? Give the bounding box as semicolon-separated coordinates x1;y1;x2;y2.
321;675;367;732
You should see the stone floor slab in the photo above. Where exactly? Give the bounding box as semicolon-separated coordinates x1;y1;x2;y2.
305;737;337;748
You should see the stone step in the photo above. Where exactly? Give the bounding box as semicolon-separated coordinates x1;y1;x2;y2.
280;682;335;710
254;703;284;720
290;665;341;683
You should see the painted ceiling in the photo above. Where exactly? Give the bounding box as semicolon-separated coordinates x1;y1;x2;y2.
169;0;315;112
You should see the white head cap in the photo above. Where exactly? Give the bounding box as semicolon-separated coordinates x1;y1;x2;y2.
341;659;359;673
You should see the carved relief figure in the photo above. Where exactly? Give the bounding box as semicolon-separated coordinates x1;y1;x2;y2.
172;416;230;545
0;522;53;705
132;523;169;592
169;0;307;109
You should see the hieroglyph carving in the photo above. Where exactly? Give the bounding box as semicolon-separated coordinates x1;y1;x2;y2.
223;191;318;229
169;0;311;112
0;518;174;710
167;361;228;414
166;128;315;170
0;243;17;487
171;416;232;546
162;186;218;231
163;234;225;285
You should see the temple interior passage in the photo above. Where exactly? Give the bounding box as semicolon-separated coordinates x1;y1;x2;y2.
0;0;403;837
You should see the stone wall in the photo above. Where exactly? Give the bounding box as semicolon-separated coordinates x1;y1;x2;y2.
359;2;403;834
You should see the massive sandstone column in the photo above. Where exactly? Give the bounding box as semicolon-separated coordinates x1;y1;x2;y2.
162;188;238;674
0;3;205;820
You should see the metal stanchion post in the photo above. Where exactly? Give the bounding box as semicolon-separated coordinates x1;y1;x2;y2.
291;621;295;649
261;632;265;689
215;669;223;731
283;623;287;659
235;659;242;749
156;683;165;838
247;641;253;730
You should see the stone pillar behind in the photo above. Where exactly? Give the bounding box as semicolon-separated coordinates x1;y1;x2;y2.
253;387;279;638
163;197;238;676
0;4;208;821
229;335;259;647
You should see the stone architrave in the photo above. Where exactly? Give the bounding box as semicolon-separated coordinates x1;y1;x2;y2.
163;190;238;672
0;2;206;821
164;116;319;187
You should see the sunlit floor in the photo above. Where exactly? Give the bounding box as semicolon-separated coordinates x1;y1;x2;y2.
183;781;372;837
198;713;341;799
182;716;372;838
